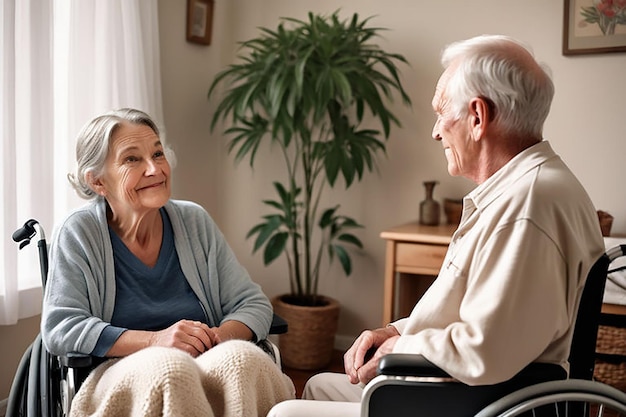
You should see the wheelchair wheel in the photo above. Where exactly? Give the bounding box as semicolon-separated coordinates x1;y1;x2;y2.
475;379;626;417
6;342;32;417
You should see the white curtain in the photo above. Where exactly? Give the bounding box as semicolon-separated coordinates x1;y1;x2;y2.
0;0;163;325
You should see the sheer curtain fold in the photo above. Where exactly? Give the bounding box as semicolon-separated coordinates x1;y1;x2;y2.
1;0;163;325
1;0;53;325
64;0;163;135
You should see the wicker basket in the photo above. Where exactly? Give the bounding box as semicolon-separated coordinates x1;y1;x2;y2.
597;210;614;237
272;294;340;370
594;324;626;392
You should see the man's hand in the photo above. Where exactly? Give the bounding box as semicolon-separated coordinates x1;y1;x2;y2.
344;326;400;384
355;335;400;384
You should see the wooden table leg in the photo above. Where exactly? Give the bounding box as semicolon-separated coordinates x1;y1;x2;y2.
382;240;397;326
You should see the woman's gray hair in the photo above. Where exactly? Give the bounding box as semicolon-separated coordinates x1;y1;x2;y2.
68;108;176;200
441;34;554;140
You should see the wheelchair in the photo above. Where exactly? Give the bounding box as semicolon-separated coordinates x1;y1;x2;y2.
9;219;626;417
475;379;626;417
6;219;288;417
361;245;626;417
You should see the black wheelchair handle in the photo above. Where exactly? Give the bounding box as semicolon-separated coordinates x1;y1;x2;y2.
12;219;39;249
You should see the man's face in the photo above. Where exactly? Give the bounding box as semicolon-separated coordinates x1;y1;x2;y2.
431;66;477;179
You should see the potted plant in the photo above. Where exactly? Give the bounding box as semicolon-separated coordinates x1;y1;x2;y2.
208;11;411;369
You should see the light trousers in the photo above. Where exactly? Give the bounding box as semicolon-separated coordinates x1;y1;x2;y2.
267;372;363;417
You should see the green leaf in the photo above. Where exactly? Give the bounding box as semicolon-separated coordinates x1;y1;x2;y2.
248;215;283;252
337;233;363;249
207;10;412;297
319;206;339;228
264;232;289;264
262;199;285;212
332;245;352;275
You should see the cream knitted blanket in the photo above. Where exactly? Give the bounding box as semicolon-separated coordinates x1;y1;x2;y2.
69;340;295;417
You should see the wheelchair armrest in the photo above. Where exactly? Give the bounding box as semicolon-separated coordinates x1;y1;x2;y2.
270;313;288;335
59;352;93;368
377;354;452;377
377;353;567;382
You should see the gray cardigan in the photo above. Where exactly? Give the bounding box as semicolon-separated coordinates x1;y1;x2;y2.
41;198;272;356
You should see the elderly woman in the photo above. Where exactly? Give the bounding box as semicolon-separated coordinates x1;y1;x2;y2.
41;108;294;417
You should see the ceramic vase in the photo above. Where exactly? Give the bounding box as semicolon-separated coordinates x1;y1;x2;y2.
419;181;440;226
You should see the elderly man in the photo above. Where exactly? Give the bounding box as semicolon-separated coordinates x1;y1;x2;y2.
269;34;605;417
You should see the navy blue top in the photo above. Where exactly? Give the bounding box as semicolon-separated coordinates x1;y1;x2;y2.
92;208;206;356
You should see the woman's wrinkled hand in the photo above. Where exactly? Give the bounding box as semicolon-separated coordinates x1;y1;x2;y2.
150;320;217;357
344;326;400;385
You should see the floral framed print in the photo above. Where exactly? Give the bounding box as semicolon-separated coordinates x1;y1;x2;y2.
563;0;626;55
186;0;214;45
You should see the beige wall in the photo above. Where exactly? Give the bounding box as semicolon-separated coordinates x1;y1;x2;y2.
4;2;624;400
0;316;40;401
158;0;626;348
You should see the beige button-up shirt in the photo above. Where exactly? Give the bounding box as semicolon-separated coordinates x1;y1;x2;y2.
392;141;604;385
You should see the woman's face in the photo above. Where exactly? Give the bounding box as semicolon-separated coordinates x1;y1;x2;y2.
95;122;171;215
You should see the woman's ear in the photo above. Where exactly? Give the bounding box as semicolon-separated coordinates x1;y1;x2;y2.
86;172;106;196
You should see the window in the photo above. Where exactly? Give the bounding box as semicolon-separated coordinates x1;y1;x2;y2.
0;0;163;325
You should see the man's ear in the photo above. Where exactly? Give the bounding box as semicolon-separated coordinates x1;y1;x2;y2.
468;97;491;141
86;172;106;196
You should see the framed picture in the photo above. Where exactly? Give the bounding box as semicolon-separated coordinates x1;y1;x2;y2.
563;0;626;55
186;0;214;45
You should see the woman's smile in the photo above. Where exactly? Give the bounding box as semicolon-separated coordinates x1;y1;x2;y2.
136;180;166;191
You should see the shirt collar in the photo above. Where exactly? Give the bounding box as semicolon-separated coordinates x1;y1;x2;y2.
465;140;558;214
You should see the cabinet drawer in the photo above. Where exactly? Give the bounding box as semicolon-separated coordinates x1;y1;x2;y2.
396;242;447;271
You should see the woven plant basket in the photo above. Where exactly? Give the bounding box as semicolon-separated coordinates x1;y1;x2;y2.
272;294;340;370
594;324;626;392
597;210;614;237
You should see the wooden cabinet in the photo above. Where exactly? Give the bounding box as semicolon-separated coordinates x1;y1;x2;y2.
380;224;626;328
380;222;456;326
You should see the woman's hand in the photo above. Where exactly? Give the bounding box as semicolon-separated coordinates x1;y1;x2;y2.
344;326;400;385
150;320;217;357
108;319;254;358
210;320;253;344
